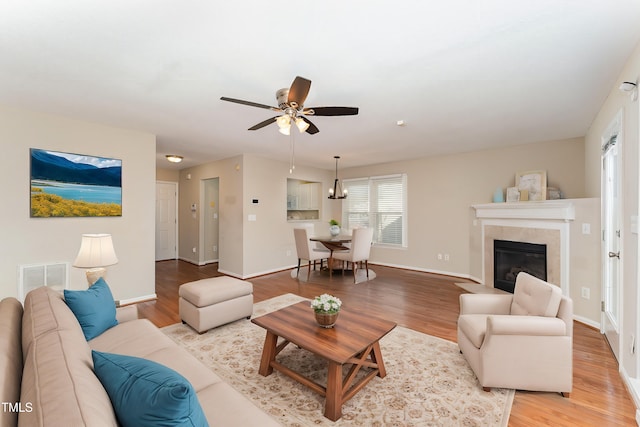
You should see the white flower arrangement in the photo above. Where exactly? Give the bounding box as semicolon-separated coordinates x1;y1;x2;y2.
310;294;342;314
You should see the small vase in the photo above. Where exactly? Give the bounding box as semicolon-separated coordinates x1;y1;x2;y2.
315;311;339;328
329;225;340;236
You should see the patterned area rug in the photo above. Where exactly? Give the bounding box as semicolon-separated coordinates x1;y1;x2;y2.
162;293;513;426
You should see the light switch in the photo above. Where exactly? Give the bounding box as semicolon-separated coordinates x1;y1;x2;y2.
581;223;591;235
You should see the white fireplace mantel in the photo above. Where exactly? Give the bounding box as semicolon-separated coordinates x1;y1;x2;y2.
472;200;574;296
472;200;575;222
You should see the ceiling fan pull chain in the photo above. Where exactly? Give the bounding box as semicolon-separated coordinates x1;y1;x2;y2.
289;132;296;174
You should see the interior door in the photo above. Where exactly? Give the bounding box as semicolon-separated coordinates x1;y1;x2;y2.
156;181;178;261
602;134;621;361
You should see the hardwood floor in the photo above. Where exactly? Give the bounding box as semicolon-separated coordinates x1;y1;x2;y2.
140;260;637;426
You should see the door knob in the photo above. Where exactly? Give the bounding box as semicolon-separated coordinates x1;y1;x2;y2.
608;251;620;259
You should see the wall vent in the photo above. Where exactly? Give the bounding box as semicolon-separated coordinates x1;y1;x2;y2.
18;262;69;302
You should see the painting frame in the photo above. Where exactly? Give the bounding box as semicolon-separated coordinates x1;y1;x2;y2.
515;170;547;201
30;148;122;218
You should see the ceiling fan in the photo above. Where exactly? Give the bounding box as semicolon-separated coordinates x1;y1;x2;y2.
220;76;359;135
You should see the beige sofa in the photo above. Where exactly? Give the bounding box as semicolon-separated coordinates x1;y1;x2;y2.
457;272;573;396
0;286;281;427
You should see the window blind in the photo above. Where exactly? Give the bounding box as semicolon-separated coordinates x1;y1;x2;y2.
342;174;407;247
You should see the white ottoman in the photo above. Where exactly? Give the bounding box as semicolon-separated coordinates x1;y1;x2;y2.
179;276;253;333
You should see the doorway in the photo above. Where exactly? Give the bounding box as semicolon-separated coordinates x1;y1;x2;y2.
202;178;220;264
156;181;178;261
601;111;623;361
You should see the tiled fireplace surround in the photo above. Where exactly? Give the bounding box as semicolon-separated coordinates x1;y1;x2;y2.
473;201;575;295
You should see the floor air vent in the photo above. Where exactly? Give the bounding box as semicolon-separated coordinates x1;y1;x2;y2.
19;262;69;302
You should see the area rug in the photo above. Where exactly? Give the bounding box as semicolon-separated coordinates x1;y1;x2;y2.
162;293;513;426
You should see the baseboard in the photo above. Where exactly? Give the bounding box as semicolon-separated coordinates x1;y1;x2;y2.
371;261;472;281
116;293;157;306
218;265;297;280
573;314;600;329
619;366;640;426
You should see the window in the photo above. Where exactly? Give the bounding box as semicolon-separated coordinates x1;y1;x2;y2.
342;174;407;247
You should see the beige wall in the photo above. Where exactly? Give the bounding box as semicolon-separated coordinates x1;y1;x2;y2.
178;154;334;278
178;156;244;272
157;167;179;182
0;106;156;302
343;138;586;277
584;41;640;380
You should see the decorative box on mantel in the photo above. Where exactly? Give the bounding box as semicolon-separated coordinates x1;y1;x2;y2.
472;200;575;296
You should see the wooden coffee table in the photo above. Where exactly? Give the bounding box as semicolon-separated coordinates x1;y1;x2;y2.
251;301;396;421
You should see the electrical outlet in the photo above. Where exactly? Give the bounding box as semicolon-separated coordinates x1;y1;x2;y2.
213;245;217;252
437;253;443;260
286;250;291;257
444;254;450;261
581;287;590;299
192;247;197;253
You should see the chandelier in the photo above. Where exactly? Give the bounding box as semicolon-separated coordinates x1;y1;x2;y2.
328;156;347;199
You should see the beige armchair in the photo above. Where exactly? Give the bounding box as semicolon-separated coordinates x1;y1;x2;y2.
457;272;573;397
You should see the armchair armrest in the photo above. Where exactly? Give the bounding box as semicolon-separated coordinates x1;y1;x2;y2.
459;293;513;315
115;305;139;323
487;315;567;337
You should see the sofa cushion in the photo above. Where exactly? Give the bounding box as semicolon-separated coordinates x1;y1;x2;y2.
92;350;208;427
89;319;224;392
20;323;118;426
64;278;118;340
510;272;562;317
0;298;23;427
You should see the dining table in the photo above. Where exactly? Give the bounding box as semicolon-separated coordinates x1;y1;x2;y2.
309;235;352;278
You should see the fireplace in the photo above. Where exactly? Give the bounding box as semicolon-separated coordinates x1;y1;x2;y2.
493;239;547;293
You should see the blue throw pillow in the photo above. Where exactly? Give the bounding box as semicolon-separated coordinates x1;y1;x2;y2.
92;351;209;427
64;277;118;340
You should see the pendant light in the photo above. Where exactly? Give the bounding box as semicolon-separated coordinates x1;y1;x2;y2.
328;156;347;199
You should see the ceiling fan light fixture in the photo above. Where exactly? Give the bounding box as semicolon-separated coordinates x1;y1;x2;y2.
295;117;310;133
165;155;183;163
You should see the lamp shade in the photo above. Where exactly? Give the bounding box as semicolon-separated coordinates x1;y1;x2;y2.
73;234;118;268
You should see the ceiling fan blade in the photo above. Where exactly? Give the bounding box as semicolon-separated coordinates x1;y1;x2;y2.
220;97;280;111
287;76;311;108
307;106;359;116
301;116;319;135
248;116;279;131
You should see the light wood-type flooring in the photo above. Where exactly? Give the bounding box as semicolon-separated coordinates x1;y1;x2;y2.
138;260;637;426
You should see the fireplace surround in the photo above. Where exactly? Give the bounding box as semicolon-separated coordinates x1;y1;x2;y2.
493;239;547;293
473;200;575;295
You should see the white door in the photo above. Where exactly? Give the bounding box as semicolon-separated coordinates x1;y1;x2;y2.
156;182;178;261
602;133;622;361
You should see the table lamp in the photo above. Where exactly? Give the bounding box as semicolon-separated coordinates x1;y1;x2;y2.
73;234;118;285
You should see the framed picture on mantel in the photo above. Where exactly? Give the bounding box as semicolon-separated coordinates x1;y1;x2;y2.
515;170;547;201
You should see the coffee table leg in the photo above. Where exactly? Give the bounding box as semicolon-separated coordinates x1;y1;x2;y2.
324;362;343;421
371;341;387;378
258;331;278;376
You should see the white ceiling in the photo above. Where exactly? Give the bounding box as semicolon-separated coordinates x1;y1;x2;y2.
1;1;639;171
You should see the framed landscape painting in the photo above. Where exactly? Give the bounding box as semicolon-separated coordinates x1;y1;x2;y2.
30;149;122;217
